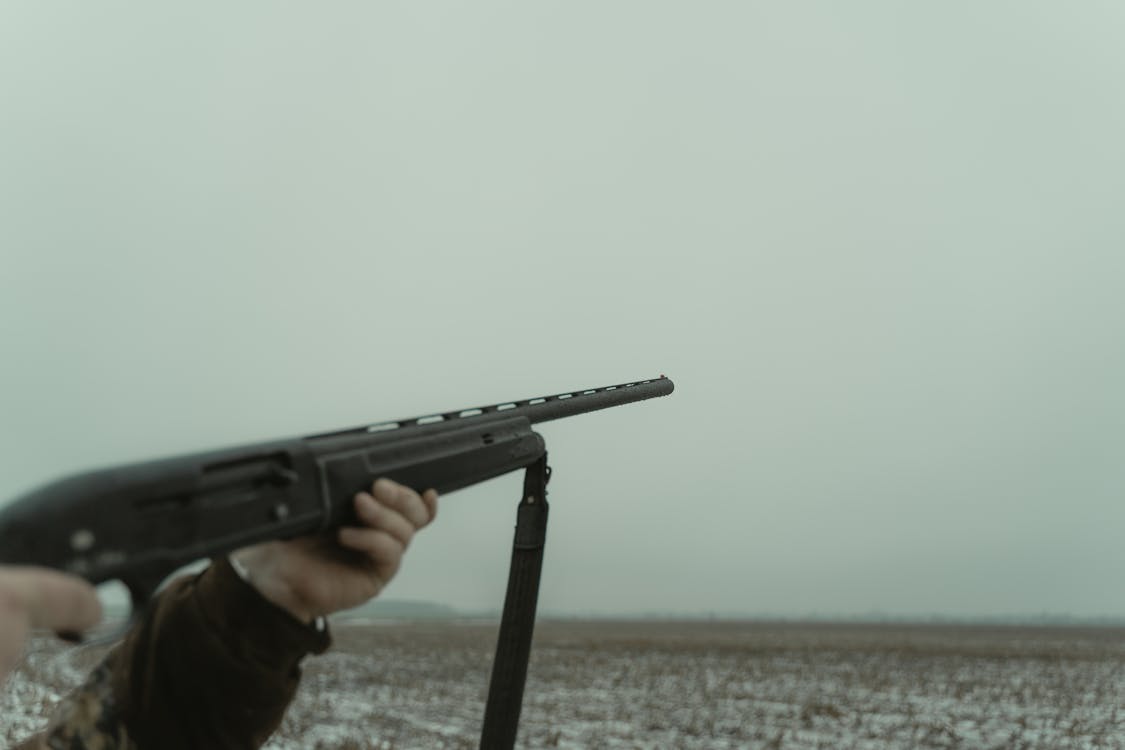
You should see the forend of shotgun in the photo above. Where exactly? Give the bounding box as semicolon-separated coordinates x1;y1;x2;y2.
0;376;674;609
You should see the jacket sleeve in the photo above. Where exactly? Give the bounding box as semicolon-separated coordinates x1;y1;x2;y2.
36;558;331;750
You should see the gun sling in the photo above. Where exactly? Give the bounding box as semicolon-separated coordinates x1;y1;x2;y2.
479;454;551;749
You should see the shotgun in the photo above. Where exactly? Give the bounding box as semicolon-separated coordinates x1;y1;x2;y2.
0;376;674;610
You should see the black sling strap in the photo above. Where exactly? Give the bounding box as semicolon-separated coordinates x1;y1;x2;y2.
479;454;551;749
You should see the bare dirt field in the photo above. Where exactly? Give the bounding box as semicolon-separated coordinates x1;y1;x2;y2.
4;620;1124;749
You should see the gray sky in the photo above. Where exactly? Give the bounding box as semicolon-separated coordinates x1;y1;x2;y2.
2;3;1124;618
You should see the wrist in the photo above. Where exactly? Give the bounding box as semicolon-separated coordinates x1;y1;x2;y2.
230;545;315;625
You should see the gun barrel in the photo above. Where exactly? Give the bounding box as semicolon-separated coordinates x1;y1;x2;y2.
482;375;675;426
313;376;675;441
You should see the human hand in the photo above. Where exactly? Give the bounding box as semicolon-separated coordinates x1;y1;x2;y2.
0;567;102;682
232;478;438;623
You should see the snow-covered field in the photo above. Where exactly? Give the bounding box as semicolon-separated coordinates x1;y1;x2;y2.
4;620;1124;749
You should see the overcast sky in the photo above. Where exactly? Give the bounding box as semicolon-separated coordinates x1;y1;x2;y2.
2;3;1124;618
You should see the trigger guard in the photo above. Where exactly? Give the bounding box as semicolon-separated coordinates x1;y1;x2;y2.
120;565;171;613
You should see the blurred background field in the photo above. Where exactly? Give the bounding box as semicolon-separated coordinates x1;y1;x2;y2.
5;620;1124;749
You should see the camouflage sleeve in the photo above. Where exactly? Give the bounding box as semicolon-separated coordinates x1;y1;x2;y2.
39;658;133;750
28;559;331;750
